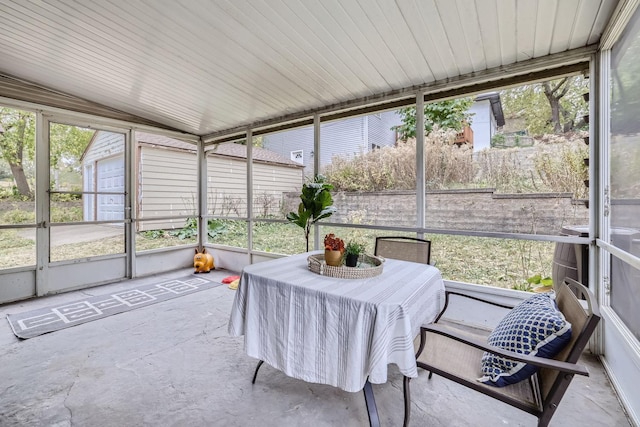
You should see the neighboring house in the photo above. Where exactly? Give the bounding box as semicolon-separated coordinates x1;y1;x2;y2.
80;131;125;223
464;92;506;151
262;96;504;173
262;111;402;176
205;142;304;218
81;131;304;230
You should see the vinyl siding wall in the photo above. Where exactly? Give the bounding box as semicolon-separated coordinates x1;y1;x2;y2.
85;134;302;228
137;146;198;231
206;155;247;217
261;126;315;176
367;111;401;149
468;100;493;151
82;132;125;221
82;132;125;164
207;155;303;218
320;117;367;166
252;162;303;218
262;113;401;176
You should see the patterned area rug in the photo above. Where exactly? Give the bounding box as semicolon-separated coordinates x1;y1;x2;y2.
6;276;221;339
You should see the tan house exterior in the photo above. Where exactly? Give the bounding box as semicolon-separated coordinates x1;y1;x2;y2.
205;141;305;219
82;131;304;230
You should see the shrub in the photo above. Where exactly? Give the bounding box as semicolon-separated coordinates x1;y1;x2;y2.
474;148;536;193
0;186;32;201
533;141;588;199
0;186;12;200
324;128;474;191
51;205;82;222
491;133;506;147
324;129;588;197
51;192;82;202
169;218;228;240
254;192;277;218
1;203;82;224
1;209;35;224
142;229;167;239
425;128;475;189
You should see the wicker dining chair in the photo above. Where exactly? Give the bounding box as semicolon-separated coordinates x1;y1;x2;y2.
374;236;432;265
404;278;601;427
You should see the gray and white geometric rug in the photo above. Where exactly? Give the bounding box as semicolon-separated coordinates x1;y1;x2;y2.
6;275;222;339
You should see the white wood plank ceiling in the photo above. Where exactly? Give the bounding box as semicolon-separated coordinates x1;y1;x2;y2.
0;0;621;137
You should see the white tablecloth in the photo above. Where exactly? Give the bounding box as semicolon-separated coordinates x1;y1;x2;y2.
228;252;445;393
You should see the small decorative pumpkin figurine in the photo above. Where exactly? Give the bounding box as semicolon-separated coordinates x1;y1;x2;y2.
193;248;215;273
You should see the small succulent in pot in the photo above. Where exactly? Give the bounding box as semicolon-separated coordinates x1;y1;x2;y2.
345;241;365;267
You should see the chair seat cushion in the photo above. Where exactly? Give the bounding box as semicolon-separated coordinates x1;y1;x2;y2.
479;292;572;387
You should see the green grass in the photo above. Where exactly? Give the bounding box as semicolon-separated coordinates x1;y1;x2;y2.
428;234;554;287
136;232;197;251
317;226;554;288
0;229;36;268
50;236;125;262
0;217;555;290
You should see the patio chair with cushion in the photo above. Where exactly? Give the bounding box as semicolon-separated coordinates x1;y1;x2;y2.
405;277;601;427
374;236;432;265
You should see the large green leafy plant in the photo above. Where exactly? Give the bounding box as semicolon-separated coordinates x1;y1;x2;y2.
286;175;337;252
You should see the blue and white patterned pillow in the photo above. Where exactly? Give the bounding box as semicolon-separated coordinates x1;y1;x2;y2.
479;292;572;387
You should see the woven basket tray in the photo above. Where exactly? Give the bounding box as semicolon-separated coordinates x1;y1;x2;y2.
307;253;384;279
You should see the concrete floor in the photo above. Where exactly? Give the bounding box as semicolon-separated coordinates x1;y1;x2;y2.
0;268;631;426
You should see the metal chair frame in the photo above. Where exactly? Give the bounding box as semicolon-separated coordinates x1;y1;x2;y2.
405;278;601;427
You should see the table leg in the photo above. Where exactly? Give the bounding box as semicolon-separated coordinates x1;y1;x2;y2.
403;376;411;427
252;360;264;384
362;380;380;427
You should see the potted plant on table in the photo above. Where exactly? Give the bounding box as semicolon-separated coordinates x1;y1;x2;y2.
286;175;337;252
344;241;365;267
324;233;345;266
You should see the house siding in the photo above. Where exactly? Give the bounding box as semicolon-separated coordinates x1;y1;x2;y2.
138;146;198;230
207;154;303;218
468;100;493;151
320;117;367;165
252;163;303;217
367;111;400;149
82;132;125;164
263;101;500;159
85;131;303;229
207;155;248;217
263;113;401;176
261;126;314;175
81;132;125;222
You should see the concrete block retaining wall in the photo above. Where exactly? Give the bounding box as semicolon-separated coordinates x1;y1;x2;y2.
283;189;590;235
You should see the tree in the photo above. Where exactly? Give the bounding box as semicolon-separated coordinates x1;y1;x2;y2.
0;107;94;198
501;76;588;135
0;108;34;198
237;135;264;147
393;98;475;140
49;123;94;171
